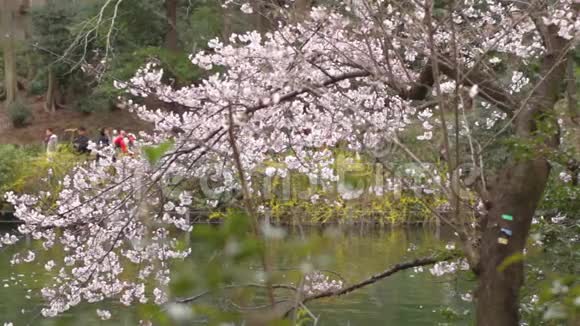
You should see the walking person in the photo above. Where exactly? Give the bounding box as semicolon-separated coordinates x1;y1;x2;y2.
127;133;137;154
97;128;111;148
73;127;90;154
44;128;58;158
113;130;128;155
96;128;112;162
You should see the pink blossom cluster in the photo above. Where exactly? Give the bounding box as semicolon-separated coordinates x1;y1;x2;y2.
429;259;470;277
303;271;344;296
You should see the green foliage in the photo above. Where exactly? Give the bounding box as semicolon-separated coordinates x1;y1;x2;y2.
437;307;466;322
27;74;48;96
463;103;513;169
252;192;441;224
77;0;242;105
0;145;85;211
31;1;76;53
29;0;87;107
82;0;219;82
8;101;32;128
1;145;85;203
88;0;166;50
497;252;525;272
143;140;174;166
22;0;232;119
539;176;580;217
521;214;580;324
0;145;34;197
294;307;315;326
31;1;82;72
98;47;205;98
74;88;113;113
537;276;580;324
154;49;205;84
181;1;224;50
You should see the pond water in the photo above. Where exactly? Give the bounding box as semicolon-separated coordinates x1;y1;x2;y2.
0;225;473;325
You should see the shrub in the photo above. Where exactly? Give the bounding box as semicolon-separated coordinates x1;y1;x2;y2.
0;145;40;210
74;91;113;114
7;145;84;197
28;76;47;96
8;101;32;127
0;145;31;190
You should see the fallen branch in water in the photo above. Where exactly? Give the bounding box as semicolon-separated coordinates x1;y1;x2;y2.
303;255;453;303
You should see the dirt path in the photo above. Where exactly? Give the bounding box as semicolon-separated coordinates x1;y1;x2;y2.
0;99;152;144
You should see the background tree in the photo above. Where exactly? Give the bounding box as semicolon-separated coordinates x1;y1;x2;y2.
31;1;86;112
164;0;179;51
1;0;20;105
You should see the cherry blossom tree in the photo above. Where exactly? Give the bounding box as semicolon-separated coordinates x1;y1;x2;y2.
3;0;579;325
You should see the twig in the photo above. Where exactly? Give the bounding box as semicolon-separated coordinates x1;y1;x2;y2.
176;283;297;304
298;302;320;325
227;299;292;311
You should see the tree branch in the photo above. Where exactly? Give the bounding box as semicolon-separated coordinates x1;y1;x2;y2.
437;59;516;115
399;63;434;100
392;57;516;117
245;70;370;114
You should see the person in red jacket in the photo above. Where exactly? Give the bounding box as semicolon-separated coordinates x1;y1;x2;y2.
113;130;128;154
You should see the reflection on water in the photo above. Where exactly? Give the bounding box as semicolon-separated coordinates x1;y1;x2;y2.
0;225;473;325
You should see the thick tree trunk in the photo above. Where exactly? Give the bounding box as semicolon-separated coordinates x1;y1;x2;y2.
476;159;550;326
474;18;572;324
291;0;312;23
44;68;58;113
1;0;18;105
250;0;269;33
164;0;179;52
221;5;231;42
21;0;35;83
2;35;18;105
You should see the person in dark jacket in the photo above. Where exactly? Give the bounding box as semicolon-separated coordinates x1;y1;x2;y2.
73;127;90;154
95;128;112;162
97;128;111;148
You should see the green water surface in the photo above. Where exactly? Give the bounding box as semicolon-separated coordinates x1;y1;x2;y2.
0;226;472;325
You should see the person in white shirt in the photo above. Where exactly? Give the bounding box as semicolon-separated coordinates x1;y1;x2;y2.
44;128;58;156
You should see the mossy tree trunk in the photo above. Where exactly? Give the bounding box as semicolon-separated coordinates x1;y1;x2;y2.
44;67;58;113
291;0;312;22
164;0;179;52
21;0;35;83
1;0;19;105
